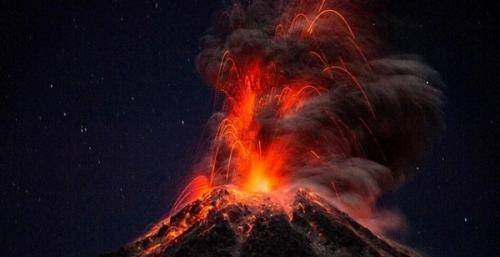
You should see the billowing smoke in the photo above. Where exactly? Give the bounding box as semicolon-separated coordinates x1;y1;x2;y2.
188;0;443;233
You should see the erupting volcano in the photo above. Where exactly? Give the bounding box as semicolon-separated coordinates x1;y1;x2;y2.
101;189;421;257
101;0;443;256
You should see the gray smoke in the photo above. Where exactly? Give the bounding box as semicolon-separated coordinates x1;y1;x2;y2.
195;0;443;232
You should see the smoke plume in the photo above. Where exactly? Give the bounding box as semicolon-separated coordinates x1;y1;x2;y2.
184;0;443;233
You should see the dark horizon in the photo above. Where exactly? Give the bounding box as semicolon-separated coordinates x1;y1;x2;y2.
1;1;498;257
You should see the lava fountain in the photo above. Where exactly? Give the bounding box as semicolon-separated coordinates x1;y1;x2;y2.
171;0;442;232
102;1;444;256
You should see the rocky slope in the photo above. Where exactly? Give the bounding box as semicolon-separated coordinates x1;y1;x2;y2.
100;188;418;257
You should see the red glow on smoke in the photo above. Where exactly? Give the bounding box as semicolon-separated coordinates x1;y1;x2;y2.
170;0;372;209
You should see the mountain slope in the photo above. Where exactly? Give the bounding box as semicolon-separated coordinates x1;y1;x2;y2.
100;188;418;257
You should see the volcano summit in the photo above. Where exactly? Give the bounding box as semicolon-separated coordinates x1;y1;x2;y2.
100;186;418;257
100;188;419;257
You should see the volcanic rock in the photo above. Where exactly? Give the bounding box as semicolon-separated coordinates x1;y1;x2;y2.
100;188;419;257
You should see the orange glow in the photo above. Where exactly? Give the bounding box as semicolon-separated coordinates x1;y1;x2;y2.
244;161;272;193
125;1;434;248
165;0;373;223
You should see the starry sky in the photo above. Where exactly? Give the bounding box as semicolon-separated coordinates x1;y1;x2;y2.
0;1;498;257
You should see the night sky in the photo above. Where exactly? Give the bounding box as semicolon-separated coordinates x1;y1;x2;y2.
0;1;498;257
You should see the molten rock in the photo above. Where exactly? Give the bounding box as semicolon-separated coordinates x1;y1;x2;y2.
100;189;419;257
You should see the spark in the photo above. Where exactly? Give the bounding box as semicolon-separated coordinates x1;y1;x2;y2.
170;1;369;210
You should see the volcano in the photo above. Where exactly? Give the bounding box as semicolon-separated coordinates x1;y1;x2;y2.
100;188;419;257
100;1;443;255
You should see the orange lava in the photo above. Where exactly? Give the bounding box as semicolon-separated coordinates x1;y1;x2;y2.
167;0;371;219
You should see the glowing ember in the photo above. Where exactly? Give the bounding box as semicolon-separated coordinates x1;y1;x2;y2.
244;161;272;193
172;0;372;215
160;0;443;239
110;188;421;257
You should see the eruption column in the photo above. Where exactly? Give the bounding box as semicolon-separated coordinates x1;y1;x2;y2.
166;0;443;235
